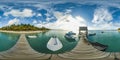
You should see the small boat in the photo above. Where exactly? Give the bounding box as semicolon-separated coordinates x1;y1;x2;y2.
64;31;77;41
27;35;37;38
90;42;108;51
88;33;96;36
101;31;104;33
47;36;63;51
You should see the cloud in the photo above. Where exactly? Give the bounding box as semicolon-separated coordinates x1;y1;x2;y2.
4;9;34;17
92;7;113;24
45;13;51;17
37;13;42;16
0;0;52;4
89;7;115;30
35;11;86;33
89;6;120;30
53;11;65;20
46;17;54;22
65;9;72;14
45;12;55;22
7;18;19;25
33;20;37;24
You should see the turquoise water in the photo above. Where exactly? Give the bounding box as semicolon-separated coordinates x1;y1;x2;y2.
88;30;120;52
26;30;79;54
0;32;20;52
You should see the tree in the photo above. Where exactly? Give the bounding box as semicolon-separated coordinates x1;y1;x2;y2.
0;24;50;31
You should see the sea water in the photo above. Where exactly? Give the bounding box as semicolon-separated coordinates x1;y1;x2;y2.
26;30;79;54
88;30;120;52
0;32;20;52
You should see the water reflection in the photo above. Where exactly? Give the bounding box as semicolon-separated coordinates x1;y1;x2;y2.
88;30;120;52
0;32;20;51
27;30;79;54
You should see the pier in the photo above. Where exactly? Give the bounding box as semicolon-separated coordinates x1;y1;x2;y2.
0;34;51;59
0;33;119;60
58;34;110;60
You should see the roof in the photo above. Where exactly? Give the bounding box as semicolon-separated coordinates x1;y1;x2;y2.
79;27;88;30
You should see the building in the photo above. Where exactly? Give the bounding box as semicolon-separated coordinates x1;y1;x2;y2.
79;26;88;35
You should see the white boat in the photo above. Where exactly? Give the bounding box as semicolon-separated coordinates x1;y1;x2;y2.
27;35;37;38
64;31;77;41
47;36;63;51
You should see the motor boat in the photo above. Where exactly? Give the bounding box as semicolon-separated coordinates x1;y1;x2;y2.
88;33;96;36
27;35;37;38
64;31;77;41
47;36;63;51
101;31;104;33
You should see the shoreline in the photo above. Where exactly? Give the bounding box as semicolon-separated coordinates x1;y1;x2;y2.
0;30;43;34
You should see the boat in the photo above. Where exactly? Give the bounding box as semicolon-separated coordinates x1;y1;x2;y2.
27;35;37;38
88;33;96;36
90;42;108;51
64;31;77;41
47;36;63;51
101;31;104;33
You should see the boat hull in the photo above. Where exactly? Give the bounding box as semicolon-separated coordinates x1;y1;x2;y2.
64;35;76;42
47;37;63;51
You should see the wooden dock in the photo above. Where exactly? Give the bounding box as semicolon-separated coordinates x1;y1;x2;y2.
0;34;119;60
0;34;50;59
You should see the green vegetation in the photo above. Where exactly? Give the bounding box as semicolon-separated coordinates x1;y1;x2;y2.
0;24;50;31
118;28;120;30
118;28;120;31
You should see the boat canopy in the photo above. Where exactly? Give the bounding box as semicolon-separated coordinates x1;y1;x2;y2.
47;36;63;51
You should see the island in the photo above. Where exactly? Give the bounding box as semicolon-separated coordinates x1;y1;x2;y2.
0;24;49;31
118;28;120;31
0;24;50;34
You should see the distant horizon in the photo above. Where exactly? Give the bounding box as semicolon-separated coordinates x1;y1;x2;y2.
0;24;119;31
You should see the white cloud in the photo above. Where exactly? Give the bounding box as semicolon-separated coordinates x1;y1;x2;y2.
45;12;54;22
53;11;65;20
89;7;115;30
33;20;37;24
65;9;72;14
92;7;113;24
7;18;19;26
4;9;34;17
46;17;54;22
35;11;87;33
37;13;42;16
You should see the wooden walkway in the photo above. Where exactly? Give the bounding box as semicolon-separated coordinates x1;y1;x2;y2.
0;34;50;59
0;33;119;60
58;34;110;60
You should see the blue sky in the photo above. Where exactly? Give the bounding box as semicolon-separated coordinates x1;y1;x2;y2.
0;0;120;31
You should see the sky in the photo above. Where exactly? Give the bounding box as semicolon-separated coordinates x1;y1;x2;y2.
0;0;120;32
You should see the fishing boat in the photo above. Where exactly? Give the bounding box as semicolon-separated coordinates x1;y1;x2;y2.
64;31;77;41
27;35;37;38
47;36;63;51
